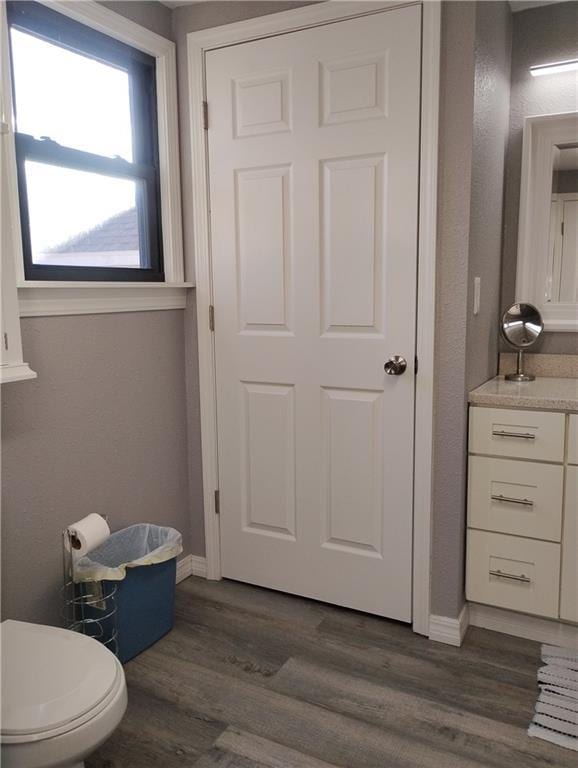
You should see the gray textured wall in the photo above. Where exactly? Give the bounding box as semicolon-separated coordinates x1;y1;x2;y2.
0;1;203;626
553;170;578;193
431;1;512;618
466;1;512;394
501;1;578;354
100;0;173;39
431;0;476;619
184;292;206;555
1;312;191;625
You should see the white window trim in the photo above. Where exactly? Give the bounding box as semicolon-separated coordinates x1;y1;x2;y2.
2;0;190;317
17;282;194;317
1;1;36;382
516;112;578;332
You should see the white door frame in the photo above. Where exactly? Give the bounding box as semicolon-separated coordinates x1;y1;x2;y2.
187;0;440;636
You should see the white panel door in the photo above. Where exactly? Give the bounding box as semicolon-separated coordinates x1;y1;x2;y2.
207;6;421;621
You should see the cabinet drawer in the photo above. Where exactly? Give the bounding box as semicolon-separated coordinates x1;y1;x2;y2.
469;407;565;462
569;415;578;466
468;456;563;541
466;530;561;618
560;466;578;623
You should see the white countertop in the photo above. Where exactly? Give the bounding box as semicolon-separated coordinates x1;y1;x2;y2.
469;376;578;412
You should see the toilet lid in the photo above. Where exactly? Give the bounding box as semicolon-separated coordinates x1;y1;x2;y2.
1;620;119;737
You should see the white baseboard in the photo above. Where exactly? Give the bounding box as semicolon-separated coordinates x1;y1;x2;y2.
176;554;207;583
191;554;207;578
176;554;193;583
469;603;578;648
429;604;470;646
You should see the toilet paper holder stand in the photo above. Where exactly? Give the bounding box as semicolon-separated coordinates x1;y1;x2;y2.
61;517;119;657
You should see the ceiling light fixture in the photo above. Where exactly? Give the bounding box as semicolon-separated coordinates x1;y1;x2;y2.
530;59;578;77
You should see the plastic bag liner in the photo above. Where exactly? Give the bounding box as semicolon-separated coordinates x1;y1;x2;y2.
73;524;182;582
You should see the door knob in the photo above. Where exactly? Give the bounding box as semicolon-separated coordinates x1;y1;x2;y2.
384;355;407;376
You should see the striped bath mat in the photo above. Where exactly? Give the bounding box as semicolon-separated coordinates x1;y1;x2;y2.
529;644;578;751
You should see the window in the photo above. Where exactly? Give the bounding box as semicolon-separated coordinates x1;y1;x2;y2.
7;1;163;281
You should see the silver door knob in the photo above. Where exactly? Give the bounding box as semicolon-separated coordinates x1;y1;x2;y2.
384;356;407;376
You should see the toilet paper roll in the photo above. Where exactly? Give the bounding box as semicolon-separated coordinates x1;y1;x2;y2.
66;514;110;558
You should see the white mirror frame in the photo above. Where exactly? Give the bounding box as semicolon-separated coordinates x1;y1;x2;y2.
516;111;578;332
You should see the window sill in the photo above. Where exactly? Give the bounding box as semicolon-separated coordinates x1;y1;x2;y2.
17;281;194;317
1;362;37;384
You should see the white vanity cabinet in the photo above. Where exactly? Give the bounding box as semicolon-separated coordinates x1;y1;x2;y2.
561;416;578;622
467;403;577;624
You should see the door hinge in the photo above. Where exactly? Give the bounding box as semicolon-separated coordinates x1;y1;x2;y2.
561;220;565;236
214;489;220;515
209;304;215;332
202;101;209;131
414;355;418;375
3;332;8;351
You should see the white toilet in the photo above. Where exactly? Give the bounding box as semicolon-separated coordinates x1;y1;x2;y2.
1;620;127;768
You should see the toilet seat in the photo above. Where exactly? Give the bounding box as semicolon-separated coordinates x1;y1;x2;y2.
1;620;123;744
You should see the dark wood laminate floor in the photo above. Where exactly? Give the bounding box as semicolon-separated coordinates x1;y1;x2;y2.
87;577;571;768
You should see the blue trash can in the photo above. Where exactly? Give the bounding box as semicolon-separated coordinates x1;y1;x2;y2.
74;524;182;663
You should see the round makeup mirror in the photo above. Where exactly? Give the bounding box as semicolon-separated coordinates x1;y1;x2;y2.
501;303;544;382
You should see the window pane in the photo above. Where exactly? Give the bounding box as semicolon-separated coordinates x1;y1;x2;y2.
10;29;133;161
25;162;143;269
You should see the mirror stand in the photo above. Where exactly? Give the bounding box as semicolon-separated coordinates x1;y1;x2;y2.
505;349;535;382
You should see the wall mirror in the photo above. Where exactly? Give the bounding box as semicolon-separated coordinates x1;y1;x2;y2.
516;111;578;331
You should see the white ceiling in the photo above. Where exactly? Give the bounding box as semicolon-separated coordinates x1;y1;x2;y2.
509;0;572;10
160;1;211;7
158;1;573;13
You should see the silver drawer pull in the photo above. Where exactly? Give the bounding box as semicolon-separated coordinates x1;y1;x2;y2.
489;569;531;583
492;429;536;440
491;494;534;507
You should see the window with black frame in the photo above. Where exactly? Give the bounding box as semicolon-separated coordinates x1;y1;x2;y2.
7;1;163;281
